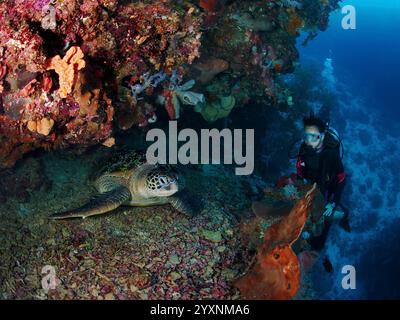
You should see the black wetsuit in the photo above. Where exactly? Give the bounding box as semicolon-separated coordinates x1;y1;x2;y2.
296;131;347;251
296;132;346;206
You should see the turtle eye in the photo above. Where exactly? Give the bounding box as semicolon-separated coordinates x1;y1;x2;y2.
160;176;167;185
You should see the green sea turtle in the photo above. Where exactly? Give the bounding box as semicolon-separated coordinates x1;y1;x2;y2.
49;150;193;220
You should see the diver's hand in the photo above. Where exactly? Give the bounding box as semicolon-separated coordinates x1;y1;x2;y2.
323;202;336;217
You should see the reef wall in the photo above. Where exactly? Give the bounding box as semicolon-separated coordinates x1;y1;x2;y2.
0;0;340;169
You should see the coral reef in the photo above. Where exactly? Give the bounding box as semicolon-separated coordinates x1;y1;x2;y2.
0;0;203;168
0;0;340;169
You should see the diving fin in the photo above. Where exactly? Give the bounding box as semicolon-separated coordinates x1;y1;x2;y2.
323;256;334;273
332;209;345;220
49;186;131;220
339;211;351;233
336;203;351;232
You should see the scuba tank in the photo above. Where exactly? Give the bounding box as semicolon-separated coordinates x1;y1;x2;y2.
324;122;344;160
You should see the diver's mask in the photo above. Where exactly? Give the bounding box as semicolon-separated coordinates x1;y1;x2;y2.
304;132;322;143
304;132;324;149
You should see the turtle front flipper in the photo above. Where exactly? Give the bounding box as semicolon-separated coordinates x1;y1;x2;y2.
49;186;131;220
169;192;196;217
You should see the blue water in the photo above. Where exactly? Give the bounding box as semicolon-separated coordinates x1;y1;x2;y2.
299;0;400;136
296;0;400;299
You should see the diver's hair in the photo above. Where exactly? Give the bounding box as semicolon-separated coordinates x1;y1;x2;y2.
302;111;328;133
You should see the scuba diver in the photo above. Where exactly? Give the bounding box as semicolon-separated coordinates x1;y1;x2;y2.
296;112;347;219
295;111;350;271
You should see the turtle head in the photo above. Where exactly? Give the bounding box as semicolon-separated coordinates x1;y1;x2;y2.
145;168;179;197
